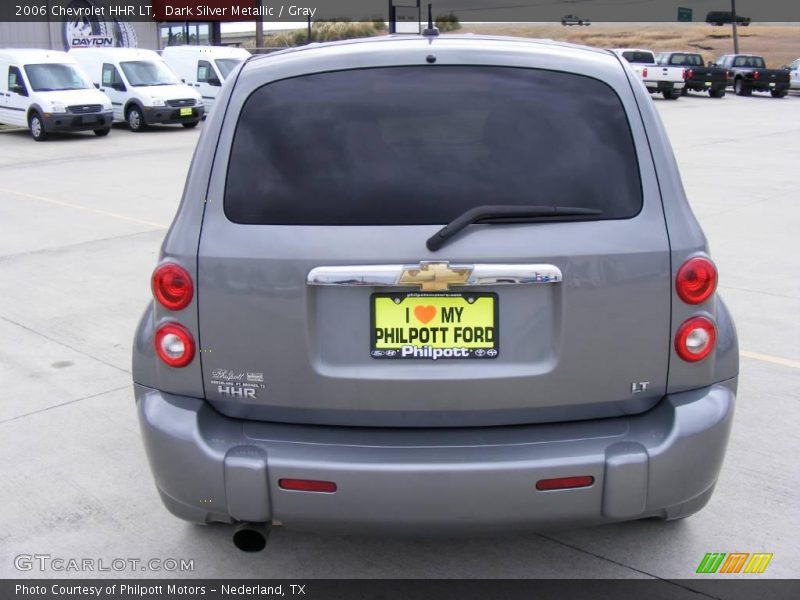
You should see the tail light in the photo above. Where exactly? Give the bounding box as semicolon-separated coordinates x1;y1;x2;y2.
676;257;717;304
155;322;196;367
675;316;716;362
642;67;648;78
727;71;732;79
685;69;693;80
753;71;760;80
152;263;193;311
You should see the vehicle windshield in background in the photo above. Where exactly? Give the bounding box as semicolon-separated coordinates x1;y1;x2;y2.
215;58;242;79
622;51;655;64
225;66;643;225
119;60;178;86
733;56;766;68
24;63;92;91
667;53;704;66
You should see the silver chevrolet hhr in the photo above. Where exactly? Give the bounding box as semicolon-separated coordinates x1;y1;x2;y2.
133;33;738;550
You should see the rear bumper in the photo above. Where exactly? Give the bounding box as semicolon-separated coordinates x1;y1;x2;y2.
143;105;204;125
742;81;790;92
686;80;728;90
135;380;736;533
42;110;113;132
644;81;685;92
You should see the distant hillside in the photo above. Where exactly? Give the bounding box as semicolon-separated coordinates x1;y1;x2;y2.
461;23;800;67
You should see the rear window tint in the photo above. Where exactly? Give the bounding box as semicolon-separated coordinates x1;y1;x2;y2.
733;56;765;68
225;66;642;225
621;51;655;64
668;53;704;67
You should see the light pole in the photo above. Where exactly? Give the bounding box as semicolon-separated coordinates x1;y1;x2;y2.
731;0;739;54
255;1;264;50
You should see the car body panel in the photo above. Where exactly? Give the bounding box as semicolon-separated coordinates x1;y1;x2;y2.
132;35;739;530
194;38;672;427
135;377;736;531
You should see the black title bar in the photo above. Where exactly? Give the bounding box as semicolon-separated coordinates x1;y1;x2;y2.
3;0;800;23
3;579;800;600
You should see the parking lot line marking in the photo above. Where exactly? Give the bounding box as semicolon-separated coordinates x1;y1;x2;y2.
0;314;131;376
741;350;800;370
0;186;168;229
0;385;130;426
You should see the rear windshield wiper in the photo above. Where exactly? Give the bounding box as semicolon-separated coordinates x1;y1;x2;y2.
426;205;603;251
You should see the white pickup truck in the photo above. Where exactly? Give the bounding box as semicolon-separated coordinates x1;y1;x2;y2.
612;48;686;100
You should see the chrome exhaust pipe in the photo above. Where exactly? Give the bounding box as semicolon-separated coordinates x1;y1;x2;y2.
232;522;270;552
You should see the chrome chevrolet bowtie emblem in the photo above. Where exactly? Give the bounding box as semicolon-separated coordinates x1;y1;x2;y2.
398;261;472;292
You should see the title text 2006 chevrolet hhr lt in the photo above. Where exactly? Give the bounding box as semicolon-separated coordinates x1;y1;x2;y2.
133;35;738;536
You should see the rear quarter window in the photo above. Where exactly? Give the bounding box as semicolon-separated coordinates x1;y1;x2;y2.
224;66;643;225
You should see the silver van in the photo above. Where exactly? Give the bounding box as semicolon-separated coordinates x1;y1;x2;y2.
133;35;738;547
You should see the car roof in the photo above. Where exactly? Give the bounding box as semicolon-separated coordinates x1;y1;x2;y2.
611;48;655;54
250;34;616;64
70;47;161;59
234;34;633;103
0;48;74;63
244;34;623;81
162;45;249;57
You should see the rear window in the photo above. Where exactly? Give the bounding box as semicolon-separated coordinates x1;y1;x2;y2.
225;66;642;225
621;51;655;64
668;54;704;67
733;56;765;68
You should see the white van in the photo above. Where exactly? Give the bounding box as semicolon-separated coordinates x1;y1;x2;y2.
161;46;250;115
70;48;204;131
0;49;113;141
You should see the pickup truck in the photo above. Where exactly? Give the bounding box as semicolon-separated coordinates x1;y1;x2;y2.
784;57;800;90
706;11;750;26
714;54;791;97
561;14;590;26
657;52;729;98
612;48;685;99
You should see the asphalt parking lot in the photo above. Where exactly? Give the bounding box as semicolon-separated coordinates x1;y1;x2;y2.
0;91;798;581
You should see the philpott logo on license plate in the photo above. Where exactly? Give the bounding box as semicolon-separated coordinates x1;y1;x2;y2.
371;293;498;359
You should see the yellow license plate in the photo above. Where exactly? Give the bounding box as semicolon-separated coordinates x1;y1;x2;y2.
371;293;498;360
180;107;193;117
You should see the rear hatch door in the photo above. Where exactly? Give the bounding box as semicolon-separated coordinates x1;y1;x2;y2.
197;61;671;427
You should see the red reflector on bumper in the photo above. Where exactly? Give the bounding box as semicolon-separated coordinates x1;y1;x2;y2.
279;478;337;493
536;476;594;491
